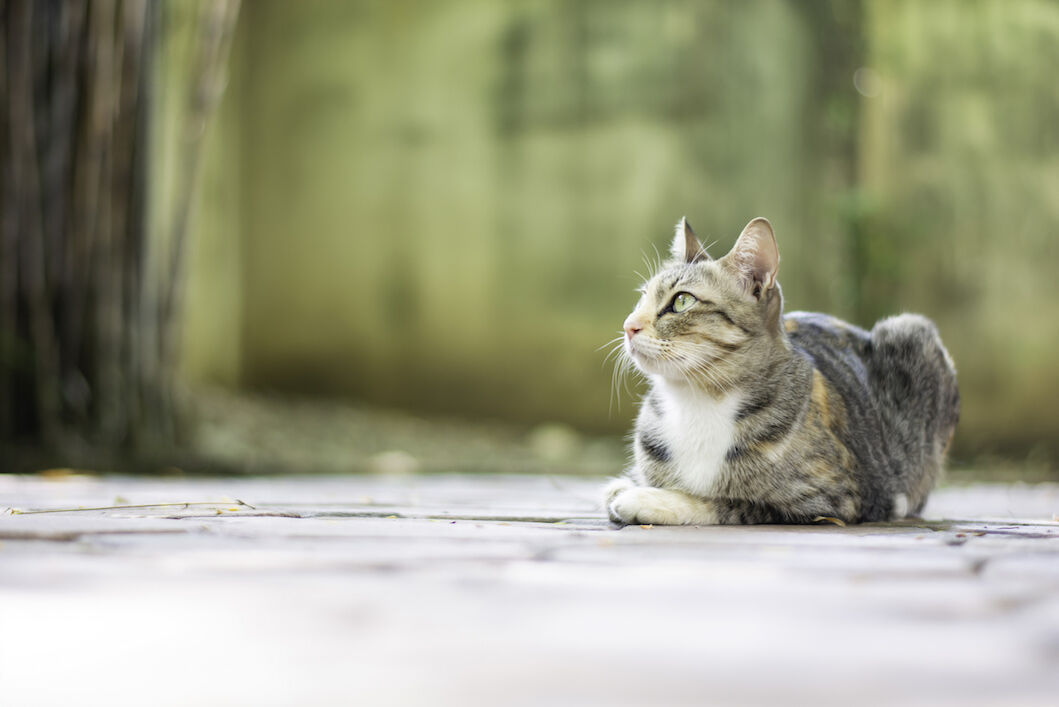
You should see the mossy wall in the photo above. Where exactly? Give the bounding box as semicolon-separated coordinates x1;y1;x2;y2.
182;0;1059;465
859;0;1059;464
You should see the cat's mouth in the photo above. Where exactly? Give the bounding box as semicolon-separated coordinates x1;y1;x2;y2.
625;336;680;378
626;333;728;384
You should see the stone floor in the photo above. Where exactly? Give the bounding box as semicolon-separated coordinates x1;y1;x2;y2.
1;473;1058;706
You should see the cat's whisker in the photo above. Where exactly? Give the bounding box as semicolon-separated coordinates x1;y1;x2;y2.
640;243;667;282
690;365;735;393
664;343;738;392
607;339;631;407
681;362;727;393
608;361;621;416
640;250;660;283
649;242;664;271
596;335;623;353
622;330;742;394
609;359;628;414
608;345;643;416
598;334;626;358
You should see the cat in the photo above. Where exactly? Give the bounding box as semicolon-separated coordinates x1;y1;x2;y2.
604;217;959;525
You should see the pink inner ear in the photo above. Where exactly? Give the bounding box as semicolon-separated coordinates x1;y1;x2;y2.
674;217;710;263
730;219;778;292
686;235;710;263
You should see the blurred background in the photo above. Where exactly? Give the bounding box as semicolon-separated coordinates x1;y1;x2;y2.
3;0;1058;477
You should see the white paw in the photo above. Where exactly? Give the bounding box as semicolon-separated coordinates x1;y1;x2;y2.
601;477;635;509
892;493;910;520
609;486;707;525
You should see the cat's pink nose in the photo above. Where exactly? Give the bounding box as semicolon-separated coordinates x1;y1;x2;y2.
624;315;644;338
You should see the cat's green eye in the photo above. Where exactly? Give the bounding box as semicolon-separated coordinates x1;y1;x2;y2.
671;292;697;313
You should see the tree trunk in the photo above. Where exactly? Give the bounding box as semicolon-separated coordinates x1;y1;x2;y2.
0;0;239;472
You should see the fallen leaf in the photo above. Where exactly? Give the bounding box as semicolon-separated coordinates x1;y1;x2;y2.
37;468;95;480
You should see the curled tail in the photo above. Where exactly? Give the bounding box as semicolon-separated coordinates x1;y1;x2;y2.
870;313;959;512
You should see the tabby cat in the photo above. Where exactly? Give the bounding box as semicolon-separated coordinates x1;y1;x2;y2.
604;217;959;525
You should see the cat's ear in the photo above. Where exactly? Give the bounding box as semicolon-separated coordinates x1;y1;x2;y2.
670;217;710;264
724;217;779;299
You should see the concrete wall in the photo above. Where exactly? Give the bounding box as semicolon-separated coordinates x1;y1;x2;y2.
859;0;1059;463
181;0;1059;464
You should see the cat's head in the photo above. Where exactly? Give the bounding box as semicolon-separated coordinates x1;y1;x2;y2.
622;217;783;390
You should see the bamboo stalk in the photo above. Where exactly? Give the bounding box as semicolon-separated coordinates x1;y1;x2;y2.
158;0;240;442
113;0;147;446
8;1;62;443
0;0;13;439
67;0;104;440
1;0;240;468
124;0;155;446
90;0;123;444
46;2;85;425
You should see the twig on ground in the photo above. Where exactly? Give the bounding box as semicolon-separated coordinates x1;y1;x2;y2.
6;498;256;514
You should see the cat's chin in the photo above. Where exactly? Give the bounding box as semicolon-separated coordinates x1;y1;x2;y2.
626;340;700;381
635;359;725;392
628;354;690;382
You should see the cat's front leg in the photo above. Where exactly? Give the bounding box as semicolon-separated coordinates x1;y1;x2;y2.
605;479;718;525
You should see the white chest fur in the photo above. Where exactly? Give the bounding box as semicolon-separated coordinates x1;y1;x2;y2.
657;381;742;497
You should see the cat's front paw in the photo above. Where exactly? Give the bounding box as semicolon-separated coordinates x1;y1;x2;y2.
609;486;710;525
602;477;635;513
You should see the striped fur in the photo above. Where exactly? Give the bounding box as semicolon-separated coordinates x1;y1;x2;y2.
606;218;959;525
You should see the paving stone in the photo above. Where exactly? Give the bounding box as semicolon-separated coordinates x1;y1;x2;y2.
0;474;1057;706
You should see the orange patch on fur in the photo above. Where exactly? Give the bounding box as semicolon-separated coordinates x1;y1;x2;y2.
811;370;830;424
811;369;849;435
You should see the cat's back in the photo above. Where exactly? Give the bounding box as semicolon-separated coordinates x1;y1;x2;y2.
783;311;872;372
783;310;958;426
783;310;957;406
